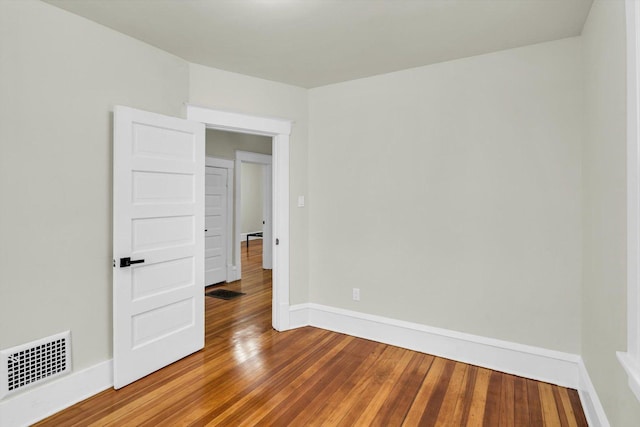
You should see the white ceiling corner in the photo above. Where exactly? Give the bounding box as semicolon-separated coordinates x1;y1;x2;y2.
42;0;594;88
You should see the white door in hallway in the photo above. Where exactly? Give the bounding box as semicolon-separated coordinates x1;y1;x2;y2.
113;106;205;389
205;166;227;286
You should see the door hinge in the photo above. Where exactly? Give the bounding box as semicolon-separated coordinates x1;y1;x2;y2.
275;238;279;245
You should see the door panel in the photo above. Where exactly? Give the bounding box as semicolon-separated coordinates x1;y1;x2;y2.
113;106;204;389
132;172;195;203
131;298;194;348
132;123;196;160
131;257;195;300
205;166;228;286
132;216;195;251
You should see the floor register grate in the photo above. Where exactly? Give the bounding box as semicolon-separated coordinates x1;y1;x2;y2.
0;331;71;399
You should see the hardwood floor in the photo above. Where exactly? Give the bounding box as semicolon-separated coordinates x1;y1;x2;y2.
37;240;587;426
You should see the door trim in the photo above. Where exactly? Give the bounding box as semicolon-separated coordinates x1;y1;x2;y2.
205;157;234;282
187;105;292;331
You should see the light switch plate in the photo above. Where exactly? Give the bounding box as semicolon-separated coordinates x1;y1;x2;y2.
297;195;305;207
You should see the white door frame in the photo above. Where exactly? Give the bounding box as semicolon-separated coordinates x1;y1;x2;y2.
187;105;291;331
236;151;272;273
205;156;234;283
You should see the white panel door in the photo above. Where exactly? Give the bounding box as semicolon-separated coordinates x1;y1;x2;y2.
113;106;205;389
205;166;227;286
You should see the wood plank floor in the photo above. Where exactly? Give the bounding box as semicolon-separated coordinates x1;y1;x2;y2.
37;241;588;426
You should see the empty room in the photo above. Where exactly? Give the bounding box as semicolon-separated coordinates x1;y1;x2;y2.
1;0;640;426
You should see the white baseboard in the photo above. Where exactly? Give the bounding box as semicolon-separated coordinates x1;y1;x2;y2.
578;359;611;427
290;303;580;387
226;264;239;282
290;303;611;424
0;359;112;427
289;303;309;329
617;351;640;402
0;306;610;427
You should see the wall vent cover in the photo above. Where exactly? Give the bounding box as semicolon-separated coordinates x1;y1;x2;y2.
0;331;71;399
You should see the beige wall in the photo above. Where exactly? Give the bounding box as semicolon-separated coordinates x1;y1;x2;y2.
0;4;311;393
0;0;189;371
205;129;272;159
308;37;583;353
582;0;640;425
5;1;640;424
241;163;265;234
190;64;309;304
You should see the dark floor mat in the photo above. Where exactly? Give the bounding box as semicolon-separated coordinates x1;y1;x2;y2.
205;289;246;300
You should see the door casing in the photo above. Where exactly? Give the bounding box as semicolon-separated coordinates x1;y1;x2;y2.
187;105;292;331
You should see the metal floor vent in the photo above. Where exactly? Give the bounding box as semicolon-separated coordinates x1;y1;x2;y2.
1;331;71;399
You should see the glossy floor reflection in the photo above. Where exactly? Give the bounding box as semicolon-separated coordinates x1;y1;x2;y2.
204;240;273;366
37;239;587;426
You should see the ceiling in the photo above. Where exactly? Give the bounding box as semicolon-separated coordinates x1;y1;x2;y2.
43;0;594;88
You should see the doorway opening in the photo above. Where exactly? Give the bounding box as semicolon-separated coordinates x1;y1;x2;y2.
204;130;272;286
187;105;292;332
235;150;272;275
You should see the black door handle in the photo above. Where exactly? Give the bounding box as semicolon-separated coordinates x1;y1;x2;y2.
120;257;145;268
